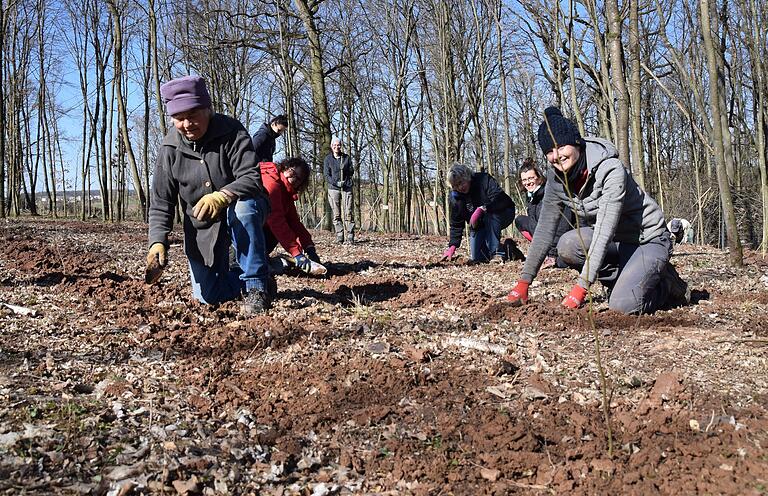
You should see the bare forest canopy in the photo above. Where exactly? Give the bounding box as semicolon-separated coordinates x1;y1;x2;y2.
0;0;766;259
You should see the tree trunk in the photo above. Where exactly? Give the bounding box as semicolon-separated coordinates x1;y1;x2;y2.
493;0;512;194
292;0;333;229
567;0;585;136
606;0;631;168
628;0;646;187
148;0;166;137
700;0;742;265
106;0;146;220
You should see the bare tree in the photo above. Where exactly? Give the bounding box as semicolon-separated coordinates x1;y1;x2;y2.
700;0;742;265
628;0;646;186
606;0;631;167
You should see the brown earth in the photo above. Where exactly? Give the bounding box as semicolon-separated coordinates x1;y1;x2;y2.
0;218;767;495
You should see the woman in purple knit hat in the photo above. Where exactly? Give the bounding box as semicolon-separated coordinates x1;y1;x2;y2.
145;75;273;316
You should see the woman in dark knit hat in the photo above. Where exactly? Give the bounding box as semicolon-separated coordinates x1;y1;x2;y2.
506;107;689;314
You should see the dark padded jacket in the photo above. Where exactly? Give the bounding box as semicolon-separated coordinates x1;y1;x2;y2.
448;172;515;248
251;122;279;163
520;185;575;256
323;152;354;191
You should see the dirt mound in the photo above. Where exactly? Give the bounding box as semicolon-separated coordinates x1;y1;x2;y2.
1;219;766;494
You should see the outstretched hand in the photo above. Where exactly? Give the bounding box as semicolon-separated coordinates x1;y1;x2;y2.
562;284;587;309
441;245;457;261
145;243;167;285
293;253;312;273
506;280;530;306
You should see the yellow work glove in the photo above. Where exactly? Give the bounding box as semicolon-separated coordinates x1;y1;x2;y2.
192;191;230;222
145;243;167;285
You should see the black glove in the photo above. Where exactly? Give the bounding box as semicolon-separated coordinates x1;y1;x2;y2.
293;253;312;273
305;246;321;263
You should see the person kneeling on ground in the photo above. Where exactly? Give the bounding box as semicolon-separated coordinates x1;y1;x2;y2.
442;163;517;263
506;107;689;314
514;157;573;269
260;157;325;275
145;75;273;316
667;217;693;245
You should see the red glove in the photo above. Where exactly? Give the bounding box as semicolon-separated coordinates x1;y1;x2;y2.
562;284;588;309
520;230;533;242
469;207;485;229
506;280;530;306
442;245;457;260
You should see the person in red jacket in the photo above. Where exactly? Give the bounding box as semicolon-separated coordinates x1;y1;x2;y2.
260;158;322;273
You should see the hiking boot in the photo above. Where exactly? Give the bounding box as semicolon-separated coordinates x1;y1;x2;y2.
241;290;271;316
266;276;278;299
490;253;505;264
663;262;690;307
502;238;526;261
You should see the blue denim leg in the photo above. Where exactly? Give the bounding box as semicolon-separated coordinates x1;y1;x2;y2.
469;207;515;262
187;224;243;305
228;196;270;293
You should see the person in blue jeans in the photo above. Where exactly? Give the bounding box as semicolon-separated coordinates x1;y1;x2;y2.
145;75;273;315
442;163;517;263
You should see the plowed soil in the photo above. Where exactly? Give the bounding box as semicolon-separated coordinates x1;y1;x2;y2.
1;218;767;495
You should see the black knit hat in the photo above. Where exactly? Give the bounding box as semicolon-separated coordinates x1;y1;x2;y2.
537;107;583;155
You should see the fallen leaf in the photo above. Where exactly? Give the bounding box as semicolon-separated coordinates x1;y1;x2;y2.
172;475;200;495
480;467;501;481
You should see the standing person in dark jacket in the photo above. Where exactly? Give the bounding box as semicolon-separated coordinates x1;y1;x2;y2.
323;137;355;244
145;75;273;315
442;163;516;263
251;114;288;163
514;158;573;267
506;107;689;314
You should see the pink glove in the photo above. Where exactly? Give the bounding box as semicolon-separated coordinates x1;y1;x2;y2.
507;280;530;306
442;245;457;260
469;207;485;229
562;284;587;309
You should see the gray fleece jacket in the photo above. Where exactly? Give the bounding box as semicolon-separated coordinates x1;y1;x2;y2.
521;137;667;287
